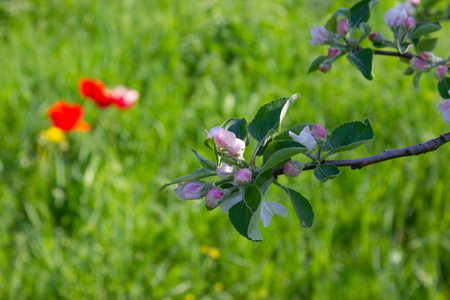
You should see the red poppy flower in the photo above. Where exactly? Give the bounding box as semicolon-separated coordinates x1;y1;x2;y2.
79;77;139;109
47;100;91;132
79;77;114;108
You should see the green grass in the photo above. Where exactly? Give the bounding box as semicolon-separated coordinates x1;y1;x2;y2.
0;0;449;299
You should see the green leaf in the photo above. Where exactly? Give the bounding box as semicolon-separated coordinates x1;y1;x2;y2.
254;169;273;190
308;56;328;74
275;183;314;228
358;22;371;41
221;117;249;144
324;8;351;32
247;93;300;144
228;184;262;241
261;141;307;173
349;0;379;29
159;168;216;192
346;48;374;80
263;140;306;163
417;37;438;52
192;150;217;171
314;164;341;181
327;119;374;154
404;67;415;76
413;73;422;93
437;77;450;99
410;22;442;39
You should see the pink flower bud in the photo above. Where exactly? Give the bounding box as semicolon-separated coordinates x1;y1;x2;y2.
328;48;340;58
337;18;349;36
369;33;382;43
384;8;408;29
420;52;432;61
216;163;234;179
205;187;224;208
311;124;326;143
309;26;333;46
284;161;303;178
410;0;420;5
403;16;415;31
207;126;246;158
234;169;252;185
438;99;450;123
174;181;209;201
319;63;331;73
434;66;447;82
410;57;428;73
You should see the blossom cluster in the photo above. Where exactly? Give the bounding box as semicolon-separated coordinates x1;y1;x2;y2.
172;123;327;228
41;78;139;144
307;0;449;123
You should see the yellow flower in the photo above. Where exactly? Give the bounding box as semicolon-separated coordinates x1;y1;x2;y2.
208;247;220;259
41;127;65;143
214;282;224;291
185;293;195;300
199;245;209;254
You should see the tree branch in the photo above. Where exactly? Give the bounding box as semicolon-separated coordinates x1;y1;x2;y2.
373;50;416;59
273;132;450;176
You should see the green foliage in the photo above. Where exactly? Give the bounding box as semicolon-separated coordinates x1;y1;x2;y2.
192;150;217;171
308;56;328;74
438;77;450;99
275;184;314;228
346;48;375;80
261;141;307;173
159;168;215;191
314;164;341;181
349;0;379;29
247;93;299;145
228;184;262;241
327;119;374;155
410;22;442;39
417;37;438;52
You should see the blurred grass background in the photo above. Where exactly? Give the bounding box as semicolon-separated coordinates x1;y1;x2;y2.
0;0;449;299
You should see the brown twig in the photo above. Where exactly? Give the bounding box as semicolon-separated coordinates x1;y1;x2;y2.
273;132;450;176
373;50;416;59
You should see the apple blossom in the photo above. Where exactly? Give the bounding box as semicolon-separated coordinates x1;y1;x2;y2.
284;161;304;178
311;124;326;143
403;16;415;31
337;19;349;36
384;8;408;29
434;66;447;82
206;187;225;208
309;26;333;46
234;169;252;185
205;126;246;158
410;57;428;73
438;100;450;123
216;163;235;179
174;181;210;201
328;48;339;58
289;126;316;154
319;63;331;73
260;200;288;228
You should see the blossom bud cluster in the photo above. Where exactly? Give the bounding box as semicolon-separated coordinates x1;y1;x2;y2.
308;17;351;74
173;127;255;209
383;7;415;42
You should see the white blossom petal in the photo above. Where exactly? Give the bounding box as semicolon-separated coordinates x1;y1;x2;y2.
265;201;288;217
260;201;274;228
